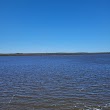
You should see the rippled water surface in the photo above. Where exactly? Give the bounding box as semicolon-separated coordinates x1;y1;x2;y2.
0;54;110;110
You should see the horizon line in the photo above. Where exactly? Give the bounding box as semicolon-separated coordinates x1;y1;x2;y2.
0;52;110;56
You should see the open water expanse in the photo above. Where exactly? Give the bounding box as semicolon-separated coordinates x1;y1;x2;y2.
0;54;110;110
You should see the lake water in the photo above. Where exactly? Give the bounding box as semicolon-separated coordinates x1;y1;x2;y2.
0;54;110;110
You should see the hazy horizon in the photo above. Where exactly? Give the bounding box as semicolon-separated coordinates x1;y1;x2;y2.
0;52;110;54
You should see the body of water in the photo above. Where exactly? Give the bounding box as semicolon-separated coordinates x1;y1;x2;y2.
0;54;110;110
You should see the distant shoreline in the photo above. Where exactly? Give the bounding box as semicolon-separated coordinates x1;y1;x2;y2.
0;52;110;56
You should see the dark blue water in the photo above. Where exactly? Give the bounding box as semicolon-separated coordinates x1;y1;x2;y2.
0;54;110;110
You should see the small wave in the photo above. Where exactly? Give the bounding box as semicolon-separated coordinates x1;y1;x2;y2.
104;103;110;107
83;106;102;110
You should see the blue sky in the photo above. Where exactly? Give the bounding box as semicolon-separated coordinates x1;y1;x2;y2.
0;0;110;53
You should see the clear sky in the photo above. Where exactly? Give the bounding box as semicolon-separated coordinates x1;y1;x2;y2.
0;0;110;53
